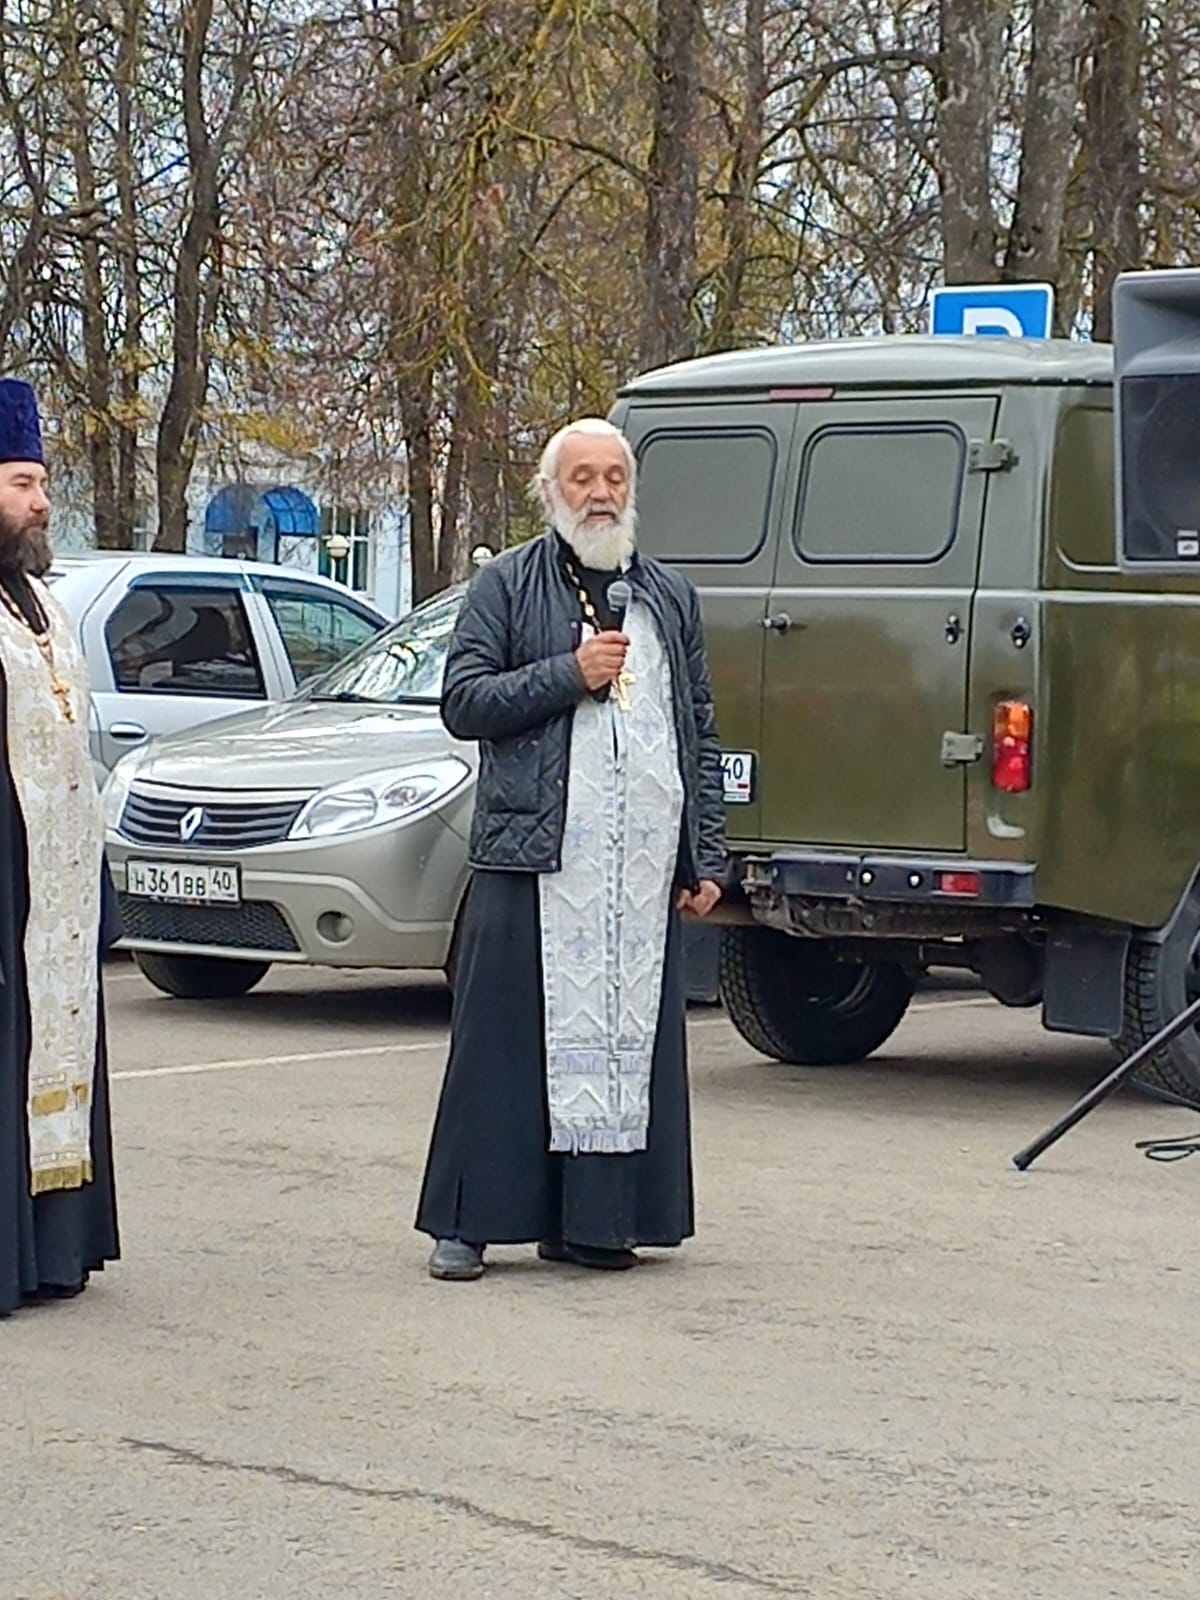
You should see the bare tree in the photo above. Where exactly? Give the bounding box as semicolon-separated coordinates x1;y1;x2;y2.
1086;0;1144;338
641;0;703;367
936;0;1008;282
1004;0;1089;292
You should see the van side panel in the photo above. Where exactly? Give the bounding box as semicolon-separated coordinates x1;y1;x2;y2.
762;392;998;852
1036;401;1200;929
614;397;796;845
963;388;1052;868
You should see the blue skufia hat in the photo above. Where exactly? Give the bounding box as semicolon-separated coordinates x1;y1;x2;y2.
0;378;45;465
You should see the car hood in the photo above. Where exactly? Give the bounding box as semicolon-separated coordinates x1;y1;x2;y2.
124;699;475;793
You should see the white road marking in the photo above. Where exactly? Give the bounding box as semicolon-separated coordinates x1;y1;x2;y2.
112;1039;440;1082
913;995;993;1013
111;993;995;1083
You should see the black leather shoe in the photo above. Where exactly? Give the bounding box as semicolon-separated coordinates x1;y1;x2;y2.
428;1239;486;1281
538;1240;638;1271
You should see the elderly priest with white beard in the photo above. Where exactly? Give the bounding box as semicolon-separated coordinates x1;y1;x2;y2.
416;417;727;1280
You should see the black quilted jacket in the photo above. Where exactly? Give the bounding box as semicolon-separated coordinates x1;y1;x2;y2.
441;532;728;888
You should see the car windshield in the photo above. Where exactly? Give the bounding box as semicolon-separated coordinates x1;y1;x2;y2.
304;587;462;706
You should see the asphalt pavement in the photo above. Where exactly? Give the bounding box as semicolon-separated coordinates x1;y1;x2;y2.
3;963;1199;1600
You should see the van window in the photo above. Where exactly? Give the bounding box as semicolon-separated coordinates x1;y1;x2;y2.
635;429;776;563
796;424;965;564
1051;406;1115;567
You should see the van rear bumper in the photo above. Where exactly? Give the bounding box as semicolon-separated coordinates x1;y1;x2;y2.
743;851;1036;909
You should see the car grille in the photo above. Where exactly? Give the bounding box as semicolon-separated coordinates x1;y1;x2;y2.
119;789;308;850
118;896;300;953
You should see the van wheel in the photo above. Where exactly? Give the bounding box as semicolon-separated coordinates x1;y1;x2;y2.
134;952;271;1000
720;927;915;1065
1118;889;1200;1104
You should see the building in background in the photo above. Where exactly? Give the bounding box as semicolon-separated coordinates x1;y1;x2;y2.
49;450;411;620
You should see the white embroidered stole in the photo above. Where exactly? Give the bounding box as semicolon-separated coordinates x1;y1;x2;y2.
539;598;683;1154
0;579;103;1194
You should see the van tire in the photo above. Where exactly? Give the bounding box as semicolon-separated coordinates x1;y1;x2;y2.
134;952;271;1000
1118;894;1200;1104
720;927;915;1065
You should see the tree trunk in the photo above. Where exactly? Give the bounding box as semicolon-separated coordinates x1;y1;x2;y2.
708;0;766;353
401;373;437;604
1086;0;1144;339
1003;0;1087;292
438;371;470;590
155;0;219;552
63;20;119;549
115;0;143;546
640;0;703;369
936;0;1009;282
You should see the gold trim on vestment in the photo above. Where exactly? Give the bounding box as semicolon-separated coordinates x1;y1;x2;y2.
31;1159;93;1195
31;1086;69;1116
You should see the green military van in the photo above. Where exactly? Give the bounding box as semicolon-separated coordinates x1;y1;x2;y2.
611;336;1200;1100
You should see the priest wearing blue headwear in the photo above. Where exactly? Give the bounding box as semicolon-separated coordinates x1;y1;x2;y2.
0;378;119;1317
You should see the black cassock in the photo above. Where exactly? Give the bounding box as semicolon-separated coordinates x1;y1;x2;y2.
415;869;693;1251
0;587;119;1317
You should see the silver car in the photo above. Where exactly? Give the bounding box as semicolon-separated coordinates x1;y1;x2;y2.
49;553;387;781
102;588;475;997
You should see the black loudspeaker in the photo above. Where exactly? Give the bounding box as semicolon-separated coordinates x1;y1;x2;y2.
1113;269;1200;571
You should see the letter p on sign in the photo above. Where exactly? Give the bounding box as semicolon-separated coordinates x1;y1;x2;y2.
962;306;1024;337
929;283;1055;340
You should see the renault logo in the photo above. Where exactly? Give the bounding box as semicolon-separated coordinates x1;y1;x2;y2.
179;806;205;843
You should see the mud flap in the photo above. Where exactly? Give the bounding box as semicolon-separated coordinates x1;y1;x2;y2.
1042;924;1129;1038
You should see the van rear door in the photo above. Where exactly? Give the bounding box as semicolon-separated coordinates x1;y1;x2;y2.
619;401;795;843
759;393;1000;852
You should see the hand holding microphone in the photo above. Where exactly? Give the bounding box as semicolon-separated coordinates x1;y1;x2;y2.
574;578;633;694
576;630;629;690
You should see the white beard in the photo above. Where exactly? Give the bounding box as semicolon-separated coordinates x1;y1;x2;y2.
548;483;637;572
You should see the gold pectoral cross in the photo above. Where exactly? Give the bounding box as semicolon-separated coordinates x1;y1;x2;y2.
613;666;635;712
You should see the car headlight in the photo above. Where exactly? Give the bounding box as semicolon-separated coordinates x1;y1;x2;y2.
100;748;147;834
289;757;470;840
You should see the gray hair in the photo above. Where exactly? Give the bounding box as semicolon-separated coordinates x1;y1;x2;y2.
533;417;636;506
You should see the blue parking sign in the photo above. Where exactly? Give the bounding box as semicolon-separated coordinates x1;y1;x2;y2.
929;283;1055;339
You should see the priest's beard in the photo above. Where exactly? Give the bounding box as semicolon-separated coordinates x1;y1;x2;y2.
0;506;52;580
549;483;637;572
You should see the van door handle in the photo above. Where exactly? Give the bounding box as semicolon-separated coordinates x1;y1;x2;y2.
761;613;793;634
108;721;147;742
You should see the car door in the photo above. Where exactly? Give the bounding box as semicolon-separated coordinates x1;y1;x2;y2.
93;575;270;771
759;394;999;852
252;577;385;692
620;401;795;843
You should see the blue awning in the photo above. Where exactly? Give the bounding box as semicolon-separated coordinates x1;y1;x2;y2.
204;483;319;538
204;483;259;536
261;485;318;537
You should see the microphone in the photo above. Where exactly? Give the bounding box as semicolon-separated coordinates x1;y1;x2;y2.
606;578;632;625
601;578;633;706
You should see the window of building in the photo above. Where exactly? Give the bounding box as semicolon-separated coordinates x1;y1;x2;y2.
635;429;777;563
318;505;372;593
106;584;266;697
795;424;966;564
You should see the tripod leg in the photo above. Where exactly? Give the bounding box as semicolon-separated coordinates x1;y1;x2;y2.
1012;994;1200;1171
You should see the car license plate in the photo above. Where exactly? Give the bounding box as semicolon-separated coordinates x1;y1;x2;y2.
721;750;755;805
126;860;241;905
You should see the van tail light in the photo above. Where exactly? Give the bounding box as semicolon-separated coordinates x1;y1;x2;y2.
992;699;1032;792
936;871;982;897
